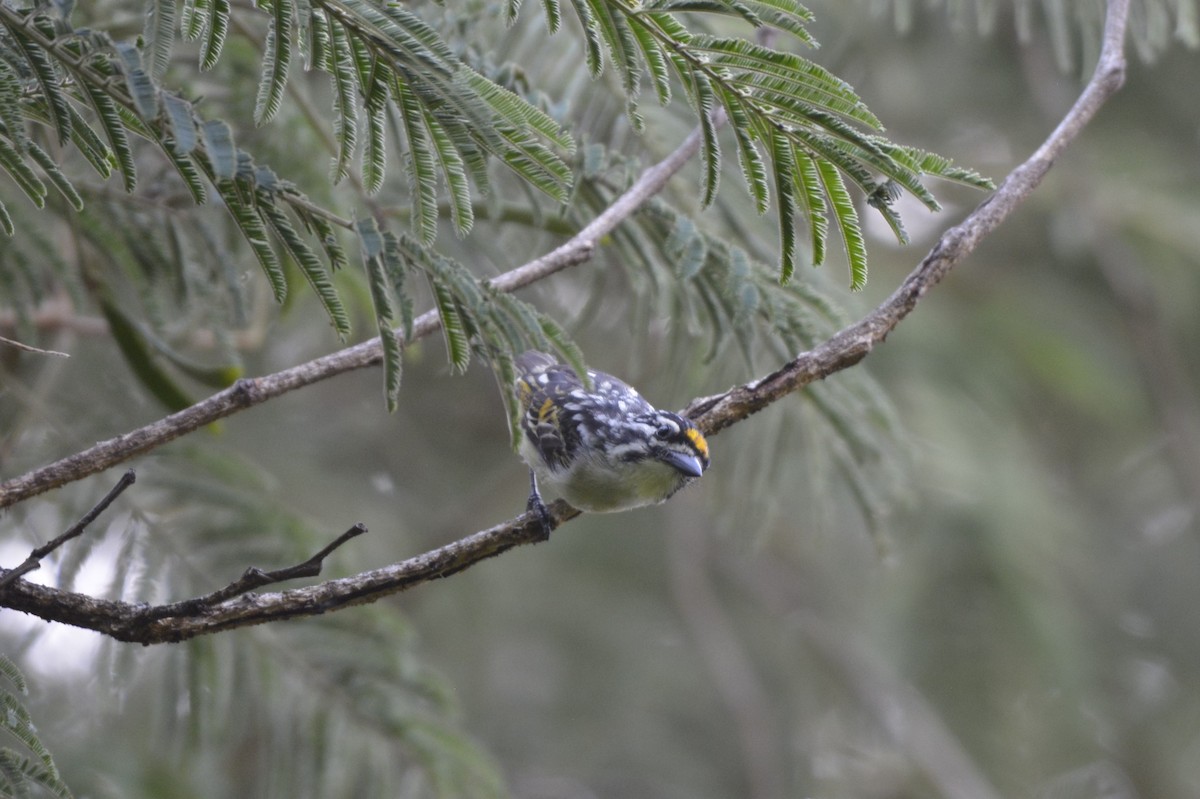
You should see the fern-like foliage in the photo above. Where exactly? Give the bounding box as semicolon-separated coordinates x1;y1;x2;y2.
1;0;992;410
355;219;587;432
182;0;576;229
0;656;72;799
506;0;994;288
60;448;506;798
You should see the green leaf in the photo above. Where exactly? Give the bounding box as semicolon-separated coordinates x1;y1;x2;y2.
718;89;769;214
0;135;47;207
216;179;286;301
26;139;83;210
0;198;12;236
392;79;439;243
163;93;198;154
815;157;866;290
0;655;28;694
325;16;359;183
8;23;72;145
255;0;294;126
430;277;470;373
790;144;827;268
298;209;349;272
162;146;208;204
630;18;672;105
115;42;160;119
566;0;603;77
62;104;116;179
735;0;815;43
200;118;236;179
694;73;720;207
540;0;562;33
360;223;402;410
259;200;351;337
383;232;414;339
462;70;573;153
0;60;27;151
355;216;385;259
180;0;206;40
584;0;642;117
505;0;523;26
201;0;231;70
769;129;799;282
144;0;177;79
362;95;387;194
99;297;196;412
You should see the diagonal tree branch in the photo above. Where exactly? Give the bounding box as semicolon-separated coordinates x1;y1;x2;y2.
0;125;706;513
0;0;1129;644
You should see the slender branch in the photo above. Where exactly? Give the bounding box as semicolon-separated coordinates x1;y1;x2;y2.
0;470;135;590
0;0;1130;644
0;127;706;512
143;523;369;621
0;335;70;358
685;0;1129;431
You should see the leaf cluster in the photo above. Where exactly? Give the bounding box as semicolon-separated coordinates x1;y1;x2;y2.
52;447;505;797
0;655;72;799
0;0;996;415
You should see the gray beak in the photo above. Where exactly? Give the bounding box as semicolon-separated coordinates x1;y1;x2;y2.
661;451;705;478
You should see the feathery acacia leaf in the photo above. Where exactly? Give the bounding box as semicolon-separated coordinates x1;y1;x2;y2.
216;179;286;302
790;144;827;268
0;134;47;207
325;16;359;183
76;75;137;191
26;139;84;210
769;129;799;283
144;0;177;79
430;277;471;374
200;0;231;69
200;118;236;179
259;201;351;337
6;21;72;146
391;80;439;243
815;157;866;290
163;92;198;154
357;218;403;410
255;0;295;126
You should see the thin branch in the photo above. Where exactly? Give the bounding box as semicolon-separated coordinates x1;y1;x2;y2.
0;0;1130;644
685;0;1129;432
0;335;70;358
0;127;707;512
143;523;369;621
0;470;135;590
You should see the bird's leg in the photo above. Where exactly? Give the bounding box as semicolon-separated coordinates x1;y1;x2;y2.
526;470;553;541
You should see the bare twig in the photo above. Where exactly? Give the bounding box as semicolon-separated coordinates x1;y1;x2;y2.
0;470;135;590
144;523;369;621
0;335;70;358
0;0;1130;644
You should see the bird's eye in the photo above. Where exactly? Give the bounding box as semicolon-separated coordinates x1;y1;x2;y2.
655;424;673;440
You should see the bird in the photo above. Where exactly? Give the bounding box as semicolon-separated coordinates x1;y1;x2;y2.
514;350;710;536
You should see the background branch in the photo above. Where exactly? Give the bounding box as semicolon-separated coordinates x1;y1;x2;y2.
0;127;706;512
0;0;1129;644
0;469;135;590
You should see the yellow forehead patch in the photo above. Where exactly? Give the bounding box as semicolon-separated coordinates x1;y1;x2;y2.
686;428;709;460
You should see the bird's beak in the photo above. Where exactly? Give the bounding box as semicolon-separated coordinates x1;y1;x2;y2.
661;451;705;478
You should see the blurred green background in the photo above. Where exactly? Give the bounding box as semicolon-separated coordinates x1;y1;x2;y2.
2;1;1200;797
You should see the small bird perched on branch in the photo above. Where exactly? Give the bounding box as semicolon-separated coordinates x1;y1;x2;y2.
514;350;710;535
